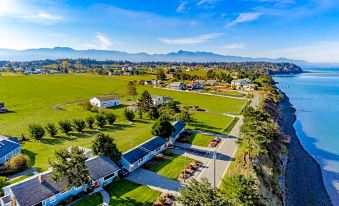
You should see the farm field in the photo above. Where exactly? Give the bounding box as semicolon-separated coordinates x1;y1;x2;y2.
0;74;247;171
149;154;194;180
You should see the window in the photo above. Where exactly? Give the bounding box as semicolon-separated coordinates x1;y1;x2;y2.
104;172;116;181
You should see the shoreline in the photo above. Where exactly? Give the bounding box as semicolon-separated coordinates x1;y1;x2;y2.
278;94;332;206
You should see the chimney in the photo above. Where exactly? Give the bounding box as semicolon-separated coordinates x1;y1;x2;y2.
38;175;44;184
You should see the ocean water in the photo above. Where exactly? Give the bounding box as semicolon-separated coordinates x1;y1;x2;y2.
274;69;339;203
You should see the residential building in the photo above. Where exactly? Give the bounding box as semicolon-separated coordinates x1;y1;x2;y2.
186;81;204;90
127;104;138;112
0;156;119;206
0;136;21;165
231;78;257;90
90;96;120;108
119;136;168;172
86;156;120;188
170;121;186;143
151;95;164;106
166;82;185;90
0;103;5;113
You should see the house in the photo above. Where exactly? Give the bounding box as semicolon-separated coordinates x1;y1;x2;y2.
170;121;186;143
90;96;120;108
86;156;120;188
0;136;21;165
231;78;257;90
0;103;5;113
166;82;185;90
1;170;86;206
0;156;120;206
186;81;204;90
151;95;165;106
119;136;168;172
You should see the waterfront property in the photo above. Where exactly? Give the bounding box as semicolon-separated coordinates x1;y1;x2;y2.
90;96;120;108
166;82;185;90
86;156;120;188
119;136;169;172
0;155;119;206
231;78;256;90
0;136;21;165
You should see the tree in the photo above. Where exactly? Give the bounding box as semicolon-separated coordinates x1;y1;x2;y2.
156;69;166;80
105;113;116;125
92;133;121;162
86;116;95;129
124;109;135;122
177;178;231;206
95;114;107;128
151;116;175;139
73;119;86;132
138;90;153;112
138;109;143;119
5;154;31;171
221;175;260;205
49;147;91;190
61;60;69;73
148;106;160;120
179;109;195;125
59;120;73;135
127;81;138;100
159;103;177;120
46;123;58;137
28;123;45;140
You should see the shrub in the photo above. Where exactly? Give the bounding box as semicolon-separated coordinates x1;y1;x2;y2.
95;114;107;128
58;120;73;135
105;113;116;125
73;119;86;132
86;116;95;129
149;107;160;120
124;109;135;122
5;154;31;171
82;101;93;111
45;123;58;137
28;123;45;140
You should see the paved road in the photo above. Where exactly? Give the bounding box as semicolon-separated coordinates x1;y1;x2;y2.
125;168;184;194
6;168;38;182
99;189;110;206
250;92;261;109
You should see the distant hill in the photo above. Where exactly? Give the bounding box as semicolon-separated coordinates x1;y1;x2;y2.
0;47;335;67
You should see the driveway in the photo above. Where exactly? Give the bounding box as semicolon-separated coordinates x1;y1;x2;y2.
125;168;184;194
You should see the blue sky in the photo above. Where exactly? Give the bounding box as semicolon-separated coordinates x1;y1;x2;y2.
1;0;339;62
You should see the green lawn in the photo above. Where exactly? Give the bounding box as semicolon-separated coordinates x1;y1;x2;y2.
9;174;34;184
149;154;193;180
188;112;233;134
188;133;214;147
0;74;246;171
74;193;103;206
106;179;161;206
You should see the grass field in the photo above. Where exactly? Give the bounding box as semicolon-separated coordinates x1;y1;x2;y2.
189;112;233;134
107;179;161;206
74;193;103;206
188;133;214;147
0;74;247;171
149;154;193;180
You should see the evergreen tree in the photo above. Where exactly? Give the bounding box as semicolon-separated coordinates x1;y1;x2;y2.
151;116;175;139
138;90;153;112
92;133;121;162
59;120;73;135
46;123;58;137
28;123;45;140
127;81;138;100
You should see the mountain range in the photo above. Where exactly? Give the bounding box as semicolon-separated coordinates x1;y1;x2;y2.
0;47;336;68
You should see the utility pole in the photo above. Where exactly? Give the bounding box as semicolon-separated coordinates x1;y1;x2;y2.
213;149;216;189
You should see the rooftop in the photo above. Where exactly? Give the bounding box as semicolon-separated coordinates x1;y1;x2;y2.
0;136;20;158
86;156;120;181
171;121;186;139
92;95;119;101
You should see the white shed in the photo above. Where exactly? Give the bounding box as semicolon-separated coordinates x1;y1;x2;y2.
90;96;120;108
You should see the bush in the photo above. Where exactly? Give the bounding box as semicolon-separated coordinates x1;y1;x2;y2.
59;120;73;135
124;109;135;122
105;113;116;125
5;154;31;171
95;114;107;128
82;101;93;111
73;119;86;132
45;123;58;137
28;123;45;140
149;107;160;120
0;176;8;196
86;116;95;129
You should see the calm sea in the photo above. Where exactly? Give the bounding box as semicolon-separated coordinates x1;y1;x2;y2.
273;69;339;203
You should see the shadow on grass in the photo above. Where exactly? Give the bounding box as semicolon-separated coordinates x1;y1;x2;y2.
22;149;42;171
190;121;223;134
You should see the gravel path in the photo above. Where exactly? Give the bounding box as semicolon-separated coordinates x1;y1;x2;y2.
278;95;332;206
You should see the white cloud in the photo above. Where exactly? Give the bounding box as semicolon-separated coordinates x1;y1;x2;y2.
223;43;246;49
197;0;218;8
160;33;224;45
176;2;187;13
225;12;262;28
83;33;113;50
0;0;64;24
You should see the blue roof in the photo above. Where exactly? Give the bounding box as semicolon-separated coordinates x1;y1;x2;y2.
122;136;167;165
86;156;120;180
171;121;186;139
0;138;20;158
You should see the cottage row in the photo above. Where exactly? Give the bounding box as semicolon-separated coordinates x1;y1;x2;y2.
0;121;186;206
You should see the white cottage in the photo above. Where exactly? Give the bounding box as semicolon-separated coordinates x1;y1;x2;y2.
90;96;120;108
